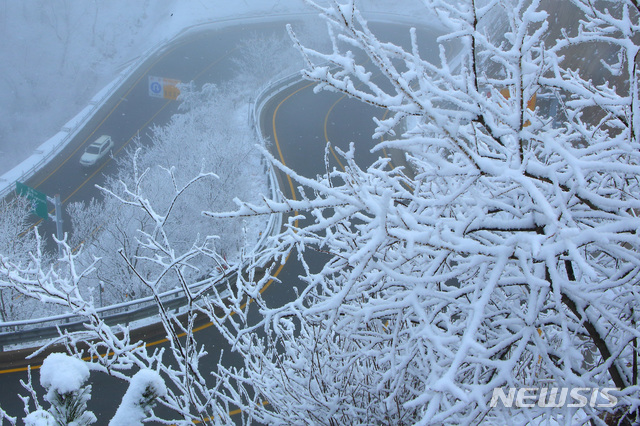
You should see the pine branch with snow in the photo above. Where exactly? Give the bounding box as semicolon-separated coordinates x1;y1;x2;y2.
25;353;96;426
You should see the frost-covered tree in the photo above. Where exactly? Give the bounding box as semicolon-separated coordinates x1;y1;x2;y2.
0;198;46;322
64;81;268;306
2;0;640;425
232;32;303;88
0;198;36;260
1;185;239;425
204;0;640;424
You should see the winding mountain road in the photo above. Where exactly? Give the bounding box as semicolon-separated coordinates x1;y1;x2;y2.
0;19;440;422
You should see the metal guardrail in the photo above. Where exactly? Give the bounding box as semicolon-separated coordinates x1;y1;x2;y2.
0;276;228;349
253;72;306;126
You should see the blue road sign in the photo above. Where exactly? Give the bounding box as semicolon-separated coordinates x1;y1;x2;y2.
149;76;163;98
148;75;181;100
151;82;161;94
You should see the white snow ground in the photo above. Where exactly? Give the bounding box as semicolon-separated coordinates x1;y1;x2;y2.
0;0;428;180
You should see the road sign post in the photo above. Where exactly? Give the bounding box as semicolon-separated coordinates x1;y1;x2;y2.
51;194;63;258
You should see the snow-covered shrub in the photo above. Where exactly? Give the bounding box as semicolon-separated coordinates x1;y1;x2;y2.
22;353;96;426
110;369;166;426
0;198;44;322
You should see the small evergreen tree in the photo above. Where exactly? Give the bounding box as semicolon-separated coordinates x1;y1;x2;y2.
36;353;96;425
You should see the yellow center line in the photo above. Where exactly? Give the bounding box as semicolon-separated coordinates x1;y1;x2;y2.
188;400;270;424
322;75;396;171
324;95;347;171
0;258;291;377
272;82;313;202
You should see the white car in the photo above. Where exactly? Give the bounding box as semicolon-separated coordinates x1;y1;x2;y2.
80;135;114;167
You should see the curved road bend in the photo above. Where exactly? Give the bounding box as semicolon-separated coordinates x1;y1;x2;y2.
0;21;441;421
0;20;301;421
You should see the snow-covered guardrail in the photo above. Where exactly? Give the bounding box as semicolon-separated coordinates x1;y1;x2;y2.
248;71;308;254
0;275;229;349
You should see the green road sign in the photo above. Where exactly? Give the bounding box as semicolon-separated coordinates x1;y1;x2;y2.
15;181;48;220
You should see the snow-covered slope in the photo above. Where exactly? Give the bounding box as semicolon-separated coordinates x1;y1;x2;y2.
0;0;427;175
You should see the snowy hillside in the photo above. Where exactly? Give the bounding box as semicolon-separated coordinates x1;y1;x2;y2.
0;0;426;175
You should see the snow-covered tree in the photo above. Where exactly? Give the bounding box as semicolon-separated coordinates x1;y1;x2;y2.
63;81;268;307
1;186;239;425
22;353;96;425
203;0;640;424
232;31;303;88
0;198;36;260
0;198;46;322
2;0;640;425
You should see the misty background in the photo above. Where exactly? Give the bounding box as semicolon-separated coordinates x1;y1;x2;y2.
0;0;427;175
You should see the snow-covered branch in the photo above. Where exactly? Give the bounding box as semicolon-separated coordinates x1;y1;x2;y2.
209;1;640;424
